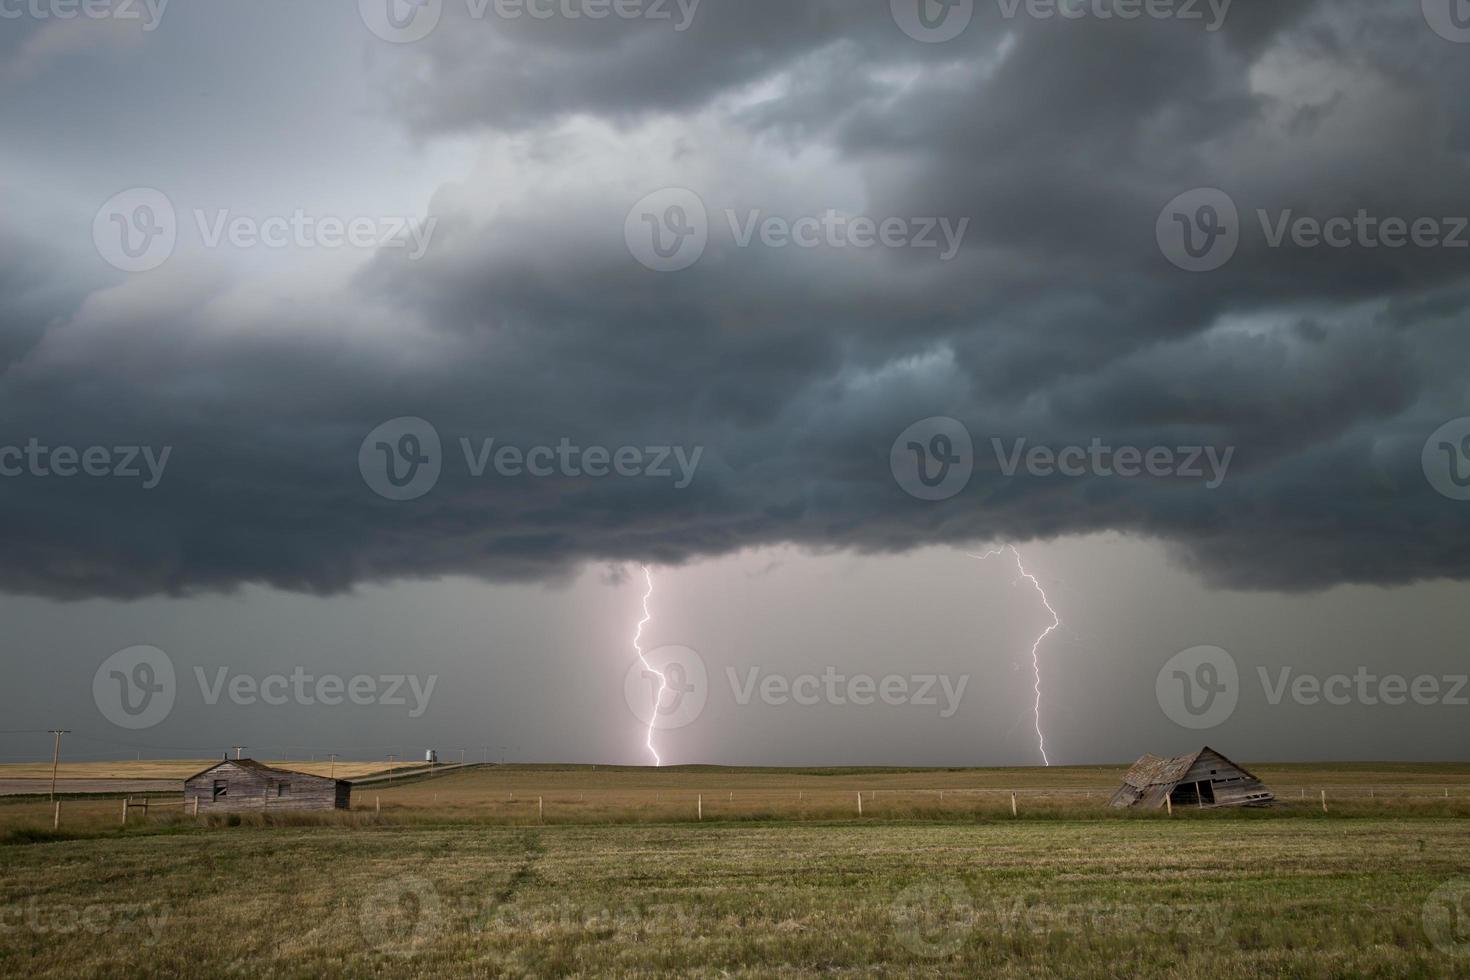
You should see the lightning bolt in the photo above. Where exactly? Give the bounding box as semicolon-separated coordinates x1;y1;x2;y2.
633;564;666;767
972;546;1059;767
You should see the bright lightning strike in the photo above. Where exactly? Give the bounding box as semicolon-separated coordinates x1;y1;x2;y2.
632;564;667;767
972;546;1060;767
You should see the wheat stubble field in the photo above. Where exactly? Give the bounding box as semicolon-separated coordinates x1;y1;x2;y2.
0;764;1467;977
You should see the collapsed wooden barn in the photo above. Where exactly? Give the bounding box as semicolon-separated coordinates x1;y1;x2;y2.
184;759;351;813
1109;746;1275;810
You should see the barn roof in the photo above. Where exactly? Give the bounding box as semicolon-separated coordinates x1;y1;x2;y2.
1120;749;1205;789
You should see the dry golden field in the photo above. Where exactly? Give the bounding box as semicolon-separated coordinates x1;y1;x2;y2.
0;759;406;782
0;764;1467;978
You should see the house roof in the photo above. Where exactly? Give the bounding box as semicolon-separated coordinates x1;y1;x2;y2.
184;758;344;784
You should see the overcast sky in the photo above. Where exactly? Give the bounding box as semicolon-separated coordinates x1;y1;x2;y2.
1;0;1468;767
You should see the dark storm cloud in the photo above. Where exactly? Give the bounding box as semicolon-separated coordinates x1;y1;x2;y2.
1;0;1468;600
375;0;1320;135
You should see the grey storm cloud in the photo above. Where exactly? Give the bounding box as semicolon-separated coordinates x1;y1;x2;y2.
1;0;1468;601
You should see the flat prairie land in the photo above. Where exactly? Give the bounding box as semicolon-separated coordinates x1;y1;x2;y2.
0;764;1467;977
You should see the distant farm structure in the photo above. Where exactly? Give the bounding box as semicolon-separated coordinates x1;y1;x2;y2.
1110;747;1275;810
184;759;351;813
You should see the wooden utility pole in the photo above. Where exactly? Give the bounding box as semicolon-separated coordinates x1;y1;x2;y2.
231;746;246;760
387;755;396;784
328;754;338;780
48;730;70;801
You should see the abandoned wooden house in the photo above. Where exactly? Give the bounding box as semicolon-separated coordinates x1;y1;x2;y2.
1109;746;1275;809
184;759;351;813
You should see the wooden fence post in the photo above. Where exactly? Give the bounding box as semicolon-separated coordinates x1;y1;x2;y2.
53;801;60;830
1166;796;1173;817
1011;793;1018;817
698;795;702;821
857;793;863;816
538;797;543;823
122;797;129;826
1321;790;1328;813
376;796;381;815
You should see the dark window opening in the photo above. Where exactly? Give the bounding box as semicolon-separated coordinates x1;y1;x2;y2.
1169;781;1217;807
213;780;228;800
277;783;289;797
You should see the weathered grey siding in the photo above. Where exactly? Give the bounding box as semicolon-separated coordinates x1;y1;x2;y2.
184;760;350;812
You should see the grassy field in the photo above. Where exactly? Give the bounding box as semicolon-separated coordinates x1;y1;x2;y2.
1;764;1467;977
2;761;1467;832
